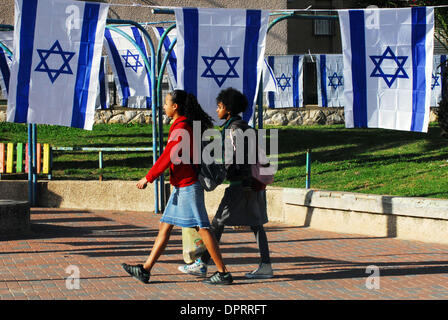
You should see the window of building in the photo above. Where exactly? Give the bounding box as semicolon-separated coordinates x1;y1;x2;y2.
313;11;334;36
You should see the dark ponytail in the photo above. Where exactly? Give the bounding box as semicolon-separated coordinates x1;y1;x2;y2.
170;90;214;132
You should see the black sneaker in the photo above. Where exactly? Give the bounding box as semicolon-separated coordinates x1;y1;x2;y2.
122;263;150;284
203;271;233;285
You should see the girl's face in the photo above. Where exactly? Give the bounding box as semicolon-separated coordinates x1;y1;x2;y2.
164;94;178;118
216;101;229;120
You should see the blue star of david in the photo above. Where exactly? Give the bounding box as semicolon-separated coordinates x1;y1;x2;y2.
432;74;440;90
276;73;291;91
328;72;343;90
201;47;239;87
121;50;143;72
369;46;409;88
35;40;75;83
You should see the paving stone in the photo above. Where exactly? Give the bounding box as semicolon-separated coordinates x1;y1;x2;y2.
0;207;447;300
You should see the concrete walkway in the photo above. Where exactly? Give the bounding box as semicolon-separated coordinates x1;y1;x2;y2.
1;207;448;301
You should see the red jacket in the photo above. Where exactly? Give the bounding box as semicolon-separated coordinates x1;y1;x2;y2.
145;116;198;188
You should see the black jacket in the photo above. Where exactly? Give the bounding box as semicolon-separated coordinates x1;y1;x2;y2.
221;116;264;190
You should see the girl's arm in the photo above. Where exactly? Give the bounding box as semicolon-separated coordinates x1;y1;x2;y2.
137;128;187;187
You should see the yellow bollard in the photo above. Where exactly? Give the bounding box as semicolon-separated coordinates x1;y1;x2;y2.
43;144;50;174
6;143;13;173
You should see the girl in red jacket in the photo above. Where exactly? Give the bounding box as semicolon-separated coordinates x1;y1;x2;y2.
122;90;232;285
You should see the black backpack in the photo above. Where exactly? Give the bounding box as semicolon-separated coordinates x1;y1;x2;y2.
193;139;227;192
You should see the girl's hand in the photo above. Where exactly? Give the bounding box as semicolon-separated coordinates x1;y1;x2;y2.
137;177;148;189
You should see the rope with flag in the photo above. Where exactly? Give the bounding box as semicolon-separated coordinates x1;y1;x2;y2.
174;7;269;125
104;25;152;109
0;31;13;99
6;0;109;130
339;7;435;133
266;55;304;109
315;54;344;107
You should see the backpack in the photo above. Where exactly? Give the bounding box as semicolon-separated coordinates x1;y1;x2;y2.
193;139;227;192
228;120;275;187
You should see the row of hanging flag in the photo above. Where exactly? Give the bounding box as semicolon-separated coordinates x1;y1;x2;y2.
2;45;445;112
0;0;443;133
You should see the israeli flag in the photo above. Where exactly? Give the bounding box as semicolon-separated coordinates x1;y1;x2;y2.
262;58;277;93
339;7;434;133
0;31;13;99
153;26;177;90
266;55;304;108
315;54;345;107
174;8;269;124
431;54;446;107
95;56;110;110
104;25;152;109
7;0;109;130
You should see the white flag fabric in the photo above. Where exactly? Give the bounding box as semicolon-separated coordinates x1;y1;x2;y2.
315;54;345;107
7;0;109;130
0;31;13;99
104;25;152;109
95;56;110;110
266;55;304;108
339;7;434;133
262;58;277;93
431;54;446;107
153;26;177;90
174;8;269;125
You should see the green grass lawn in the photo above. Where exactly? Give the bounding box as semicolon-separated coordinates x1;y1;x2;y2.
1;121;448;199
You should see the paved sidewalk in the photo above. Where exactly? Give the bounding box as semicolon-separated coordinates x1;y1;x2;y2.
1;207;448;300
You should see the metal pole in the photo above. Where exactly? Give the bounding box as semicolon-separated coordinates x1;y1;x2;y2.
257;76;264;129
156;24;176;212
306;149;311;189
32;124;37;206
99;151;103;169
157;37;177;211
27;124;33;205
106;19;159;214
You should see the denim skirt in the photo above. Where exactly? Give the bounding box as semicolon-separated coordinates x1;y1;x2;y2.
160;181;211;228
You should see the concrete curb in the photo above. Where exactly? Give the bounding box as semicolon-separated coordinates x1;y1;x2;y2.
1;180;448;244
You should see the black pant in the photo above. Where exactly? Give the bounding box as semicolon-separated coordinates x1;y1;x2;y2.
201;219;271;265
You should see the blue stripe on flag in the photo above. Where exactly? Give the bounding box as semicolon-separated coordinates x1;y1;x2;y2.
157;27;177;83
267;56;275;108
182;8;198;96
71;3;100;129
410;7;427;132
131;26;152;108
14;0;38;123
99;57;107;109
349;10;368;128
242;10;261;122
320;55;328;107
442;55;447;99
293;56;300;107
0;48;10;94
104;28;130;106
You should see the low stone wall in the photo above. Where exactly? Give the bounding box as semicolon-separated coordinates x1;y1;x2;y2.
2;180;448;245
0;106;439;127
